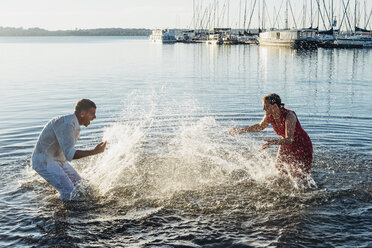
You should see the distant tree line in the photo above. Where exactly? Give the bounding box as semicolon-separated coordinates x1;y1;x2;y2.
0;27;152;36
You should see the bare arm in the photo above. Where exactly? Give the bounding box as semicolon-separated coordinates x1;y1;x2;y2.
262;112;296;149
229;115;270;135
73;141;107;160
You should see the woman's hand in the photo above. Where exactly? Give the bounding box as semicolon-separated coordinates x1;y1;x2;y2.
261;138;278;150
229;127;242;135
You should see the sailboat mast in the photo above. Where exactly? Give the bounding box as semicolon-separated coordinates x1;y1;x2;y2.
243;0;247;32
285;0;289;29
227;0;230;28
216;0;219;27
303;0;307;28
193;0;195;30
354;0;357;33
364;0;366;28
317;0;320;29
331;0;334;28
239;0;242;29
258;0;261;31
311;0;313;28
262;0;266;30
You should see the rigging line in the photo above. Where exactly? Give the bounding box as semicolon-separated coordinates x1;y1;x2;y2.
273;6;277;29
247;0;258;31
338;0;350;30
354;0;357;29
199;6;209;30
288;0;298;29
205;3;213;29
365;9;372;29
342;0;353;32
322;0;332;28
274;0;285;29
239;0;241;29
363;0;367;27
301;1;307;28
263;0;273;28
243;0;247;31
220;1;227;27
315;0;328;30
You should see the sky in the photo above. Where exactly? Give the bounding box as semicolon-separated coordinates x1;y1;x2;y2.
0;0;192;30
0;0;371;31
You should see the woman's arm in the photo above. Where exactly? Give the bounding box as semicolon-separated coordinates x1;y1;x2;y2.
229;115;270;135
261;112;296;149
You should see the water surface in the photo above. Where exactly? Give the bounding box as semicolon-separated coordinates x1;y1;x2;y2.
0;36;371;247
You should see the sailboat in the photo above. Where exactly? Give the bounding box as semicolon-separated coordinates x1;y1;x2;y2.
332;0;372;48
258;0;318;49
334;31;372;48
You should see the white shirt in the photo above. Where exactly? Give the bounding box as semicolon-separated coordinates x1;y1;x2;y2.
32;114;81;167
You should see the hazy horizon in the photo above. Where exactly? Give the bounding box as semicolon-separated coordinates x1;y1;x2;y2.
1;0;371;31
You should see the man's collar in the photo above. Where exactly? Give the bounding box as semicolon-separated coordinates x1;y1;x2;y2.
72;113;81;131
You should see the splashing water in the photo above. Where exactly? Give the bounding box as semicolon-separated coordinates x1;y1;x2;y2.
79;90;313;205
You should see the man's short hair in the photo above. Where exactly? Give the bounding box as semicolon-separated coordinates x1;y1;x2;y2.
74;99;96;114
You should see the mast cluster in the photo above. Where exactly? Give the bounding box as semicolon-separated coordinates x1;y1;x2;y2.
188;0;372;33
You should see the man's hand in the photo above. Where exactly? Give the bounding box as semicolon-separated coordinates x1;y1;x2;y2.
94;141;107;154
73;141;107;160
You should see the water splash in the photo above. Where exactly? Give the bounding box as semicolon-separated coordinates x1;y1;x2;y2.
21;89;317;205
80;90;298;204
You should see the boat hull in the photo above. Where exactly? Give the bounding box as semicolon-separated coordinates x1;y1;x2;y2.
206;39;223;45
333;38;369;48
258;29;318;49
258;38;318;49
150;39;177;44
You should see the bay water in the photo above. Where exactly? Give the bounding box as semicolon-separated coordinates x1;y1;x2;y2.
0;36;371;247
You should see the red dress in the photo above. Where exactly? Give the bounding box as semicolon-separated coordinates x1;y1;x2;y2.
267;108;313;176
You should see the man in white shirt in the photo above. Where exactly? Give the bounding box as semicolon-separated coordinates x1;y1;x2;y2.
31;99;106;200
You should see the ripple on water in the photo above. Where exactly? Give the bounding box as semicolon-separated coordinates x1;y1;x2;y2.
1;40;372;247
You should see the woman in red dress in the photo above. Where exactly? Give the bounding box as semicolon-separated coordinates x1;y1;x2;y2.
229;93;313;178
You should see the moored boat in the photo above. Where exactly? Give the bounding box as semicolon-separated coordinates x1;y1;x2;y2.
149;29;176;43
258;29;318;49
206;28;237;45
333;35;372;48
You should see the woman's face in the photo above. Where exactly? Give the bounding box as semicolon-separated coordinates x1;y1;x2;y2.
263;99;276;115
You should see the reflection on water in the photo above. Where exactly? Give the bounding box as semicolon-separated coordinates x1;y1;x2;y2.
0;37;371;247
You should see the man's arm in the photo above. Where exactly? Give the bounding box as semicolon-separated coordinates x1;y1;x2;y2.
54;121;78;162
73;141;107;160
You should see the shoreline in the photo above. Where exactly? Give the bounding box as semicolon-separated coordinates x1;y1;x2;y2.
0;27;153;36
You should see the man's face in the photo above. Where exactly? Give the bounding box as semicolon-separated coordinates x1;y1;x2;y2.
80;107;96;127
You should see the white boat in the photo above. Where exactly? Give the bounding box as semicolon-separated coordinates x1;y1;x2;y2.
206;28;237;45
149;29;176;43
206;33;223;45
258;29;318;49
